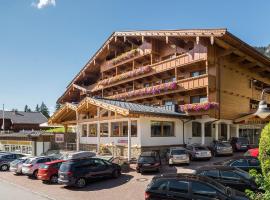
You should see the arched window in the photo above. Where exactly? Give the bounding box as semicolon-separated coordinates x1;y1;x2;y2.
192;122;201;137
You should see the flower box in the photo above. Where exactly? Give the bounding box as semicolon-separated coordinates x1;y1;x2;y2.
99;65;152;86
111;81;177;100
179;102;219;112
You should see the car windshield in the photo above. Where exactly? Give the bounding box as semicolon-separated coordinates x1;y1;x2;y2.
218;142;231;147
234;169;251;179
171;149;186;155
24;158;36;164
194;146;207;151
10;158;24;165
138;156;155;163
59;163;72;172
238;138;248;143
39;164;49;169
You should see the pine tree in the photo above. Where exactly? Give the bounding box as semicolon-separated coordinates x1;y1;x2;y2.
40;102;50;118
35;104;40;112
24;105;31;112
55;102;61;111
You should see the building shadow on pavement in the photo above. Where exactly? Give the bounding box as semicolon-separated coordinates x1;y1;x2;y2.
63;174;134;191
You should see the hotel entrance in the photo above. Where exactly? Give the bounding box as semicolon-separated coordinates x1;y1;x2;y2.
239;125;263;146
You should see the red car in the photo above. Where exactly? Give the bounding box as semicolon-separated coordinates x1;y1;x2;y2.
37;160;65;183
244;148;259;158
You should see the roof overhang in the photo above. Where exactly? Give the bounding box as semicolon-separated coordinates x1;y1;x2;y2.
234;113;270;124
48;103;77;125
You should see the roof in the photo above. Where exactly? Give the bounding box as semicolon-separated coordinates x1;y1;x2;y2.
0;132;54;138
58;28;270;103
0;111;47;125
92;97;186;117
196;165;236;171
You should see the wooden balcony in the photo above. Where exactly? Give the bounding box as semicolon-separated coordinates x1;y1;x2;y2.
106;74;214;101
91;53;207;92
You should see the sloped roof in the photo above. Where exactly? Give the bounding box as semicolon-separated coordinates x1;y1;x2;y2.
92;97;186;117
0;111;48;125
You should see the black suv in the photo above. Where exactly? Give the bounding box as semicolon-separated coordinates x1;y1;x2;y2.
145;174;248;200
0;153;25;171
214;156;260;172
58;157;121;188
136;151;161;173
196;165;257;192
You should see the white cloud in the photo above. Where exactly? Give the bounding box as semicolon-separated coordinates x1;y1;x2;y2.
32;0;56;9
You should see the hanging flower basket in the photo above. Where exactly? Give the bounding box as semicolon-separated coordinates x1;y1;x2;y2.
179;102;219;112
111;81;177;100
99;65;152;86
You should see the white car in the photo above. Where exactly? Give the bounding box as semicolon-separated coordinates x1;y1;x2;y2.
167;147;190;165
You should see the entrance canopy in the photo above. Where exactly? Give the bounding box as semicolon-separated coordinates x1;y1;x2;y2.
234;112;270;124
49;97;187;125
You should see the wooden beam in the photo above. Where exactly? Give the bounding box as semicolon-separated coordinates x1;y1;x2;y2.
218;48;235;57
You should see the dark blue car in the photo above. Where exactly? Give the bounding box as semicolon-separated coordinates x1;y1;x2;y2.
0;153;25;171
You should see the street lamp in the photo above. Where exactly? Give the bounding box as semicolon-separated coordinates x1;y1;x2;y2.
254;88;270;119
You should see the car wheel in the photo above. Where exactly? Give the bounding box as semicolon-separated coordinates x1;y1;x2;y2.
33;170;38;179
76;178;87;188
0;164;9;171
112;170;120;178
50;175;58;184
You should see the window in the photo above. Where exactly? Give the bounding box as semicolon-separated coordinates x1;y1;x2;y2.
192;122;201;137
231;159;248;167
220;171;241;180
190;95;207;104
100;123;109;137
203;170;219;179
122;121;128;136
190;70;206;77
111;122;120;137
205;122;212;137
191;181;217;197
220;123;227;139
168;180;189;193
150;180;168;191
131;120;137;137
248;158;260;167
88;124;97;137
82;124;87;137
151;121;174;137
163;77;176;83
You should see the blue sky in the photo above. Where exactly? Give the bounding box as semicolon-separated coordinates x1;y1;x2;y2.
0;0;270;114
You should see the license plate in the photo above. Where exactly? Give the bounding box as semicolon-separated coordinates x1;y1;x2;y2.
201;152;207;156
143;164;151;166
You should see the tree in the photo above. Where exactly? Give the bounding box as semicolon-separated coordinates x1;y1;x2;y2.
24;105;31;112
40;102;50;118
35;104;40;112
246;123;270;200
55;102;61;111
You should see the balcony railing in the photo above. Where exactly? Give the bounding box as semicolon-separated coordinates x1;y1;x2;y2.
107;74;212;100
91;53;207;92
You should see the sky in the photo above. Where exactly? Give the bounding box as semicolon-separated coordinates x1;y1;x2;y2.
0;0;270;115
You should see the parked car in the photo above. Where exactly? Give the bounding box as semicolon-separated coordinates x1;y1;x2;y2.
58;157;121;188
208;141;233;156
196;165;257;192
22;156;56;178
136;151;161;173
166;147;189;165
185;144;212;160
214;156;260;172
230;137;249;152
145;173;248;200
0;153;25;171
37;160;65;183
10;156;32;174
244;148;259;158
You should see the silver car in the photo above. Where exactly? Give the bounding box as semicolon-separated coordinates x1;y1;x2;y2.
186;144;212;160
9;156;32;174
167;147;190;165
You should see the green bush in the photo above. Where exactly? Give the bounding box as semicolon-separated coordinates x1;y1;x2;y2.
246;123;270;200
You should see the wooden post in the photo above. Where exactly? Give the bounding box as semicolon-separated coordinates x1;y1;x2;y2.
127;118;131;161
97;107;101;153
76;110;80;151
150;54;153;65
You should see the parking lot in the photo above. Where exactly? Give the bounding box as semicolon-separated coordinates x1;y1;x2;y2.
0;153;243;200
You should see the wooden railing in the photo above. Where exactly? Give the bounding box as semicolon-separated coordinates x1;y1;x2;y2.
106;74;212;100
91;53;207;92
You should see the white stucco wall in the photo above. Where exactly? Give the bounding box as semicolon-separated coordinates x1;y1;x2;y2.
36;142;51;156
139;116;184;147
